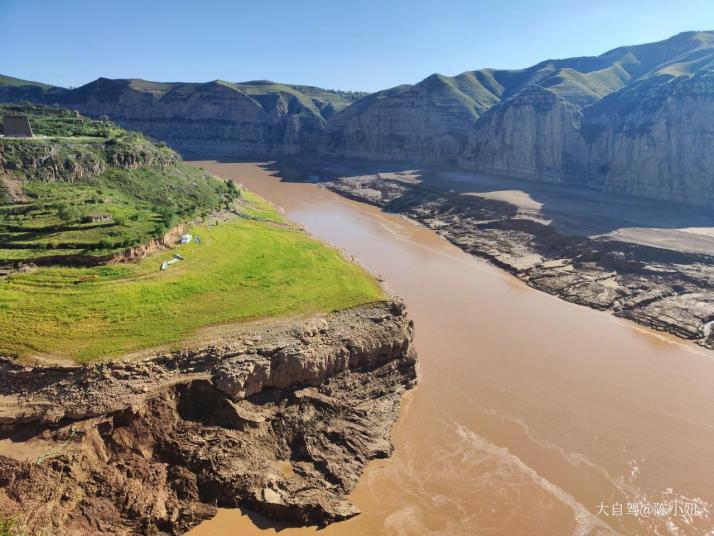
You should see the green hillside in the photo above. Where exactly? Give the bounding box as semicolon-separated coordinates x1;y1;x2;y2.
0;74;55;89
0;105;383;362
44;77;367;122
0;213;382;362
0;104;236;264
325;30;714;125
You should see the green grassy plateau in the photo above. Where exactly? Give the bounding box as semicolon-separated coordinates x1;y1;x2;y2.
0;105;383;363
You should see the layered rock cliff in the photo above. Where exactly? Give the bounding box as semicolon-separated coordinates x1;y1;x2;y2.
75;79;367;157
320;73;500;163
460;86;583;183
0;300;417;535
5;78;366;158
581;71;714;205
459;31;714;205
3;31;714;206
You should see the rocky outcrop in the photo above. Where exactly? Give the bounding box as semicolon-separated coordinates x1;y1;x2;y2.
0;134;179;183
583;71;714;205
0;300;417;535
460;86;583;183
457;33;714;205
315;169;714;349
320;73;500;163
460;68;714;206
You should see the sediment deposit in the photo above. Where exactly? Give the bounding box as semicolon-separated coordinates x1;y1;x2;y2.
316;169;714;349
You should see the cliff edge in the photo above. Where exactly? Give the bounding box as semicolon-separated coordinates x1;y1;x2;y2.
0;300;417;535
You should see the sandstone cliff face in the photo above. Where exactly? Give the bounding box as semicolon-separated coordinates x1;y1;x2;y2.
0;301;417;535
52;79;335;158
452;33;714;206
321;74;500;163
459;86;583;183
583;72;714;205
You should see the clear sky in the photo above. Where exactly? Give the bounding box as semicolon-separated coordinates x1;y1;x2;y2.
1;0;713;92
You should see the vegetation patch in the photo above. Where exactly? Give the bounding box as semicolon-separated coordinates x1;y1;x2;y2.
0;517;20;536
0;104;383;363
0;105;237;263
0;214;383;362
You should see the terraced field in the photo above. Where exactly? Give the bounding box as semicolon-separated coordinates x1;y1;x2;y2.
0;105;240;264
0;164;236;263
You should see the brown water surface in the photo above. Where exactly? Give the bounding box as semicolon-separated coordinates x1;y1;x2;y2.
188;161;714;536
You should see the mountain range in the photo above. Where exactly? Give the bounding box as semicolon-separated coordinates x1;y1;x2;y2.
2;30;714;206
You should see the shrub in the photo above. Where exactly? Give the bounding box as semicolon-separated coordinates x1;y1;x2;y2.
57;202;80;223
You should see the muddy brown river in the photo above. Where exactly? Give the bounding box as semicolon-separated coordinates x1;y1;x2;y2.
188;161;713;536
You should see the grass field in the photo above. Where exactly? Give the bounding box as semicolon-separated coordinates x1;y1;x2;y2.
0;212;383;363
0;104;383;363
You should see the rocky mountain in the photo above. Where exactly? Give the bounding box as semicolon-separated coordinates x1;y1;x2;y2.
320;73;501;162
459;31;714;206
323;30;714;206
3;31;714;205
1;76;367;158
0;74;65;102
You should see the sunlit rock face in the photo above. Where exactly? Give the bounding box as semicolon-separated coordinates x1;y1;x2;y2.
319;73;501;164
583;71;714;205
459;86;584;184
321;31;714;206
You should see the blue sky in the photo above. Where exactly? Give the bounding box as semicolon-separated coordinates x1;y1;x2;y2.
1;0;713;91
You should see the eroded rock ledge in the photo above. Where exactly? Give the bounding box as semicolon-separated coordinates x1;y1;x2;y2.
322;175;714;349
0;300;417;535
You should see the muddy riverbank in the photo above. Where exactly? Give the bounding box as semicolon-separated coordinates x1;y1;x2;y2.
189;161;714;536
0;302;416;534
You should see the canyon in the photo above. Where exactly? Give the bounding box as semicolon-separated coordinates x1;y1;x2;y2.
2;27;714;536
4;31;714;206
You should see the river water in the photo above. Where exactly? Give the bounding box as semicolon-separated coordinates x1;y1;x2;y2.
188;161;713;536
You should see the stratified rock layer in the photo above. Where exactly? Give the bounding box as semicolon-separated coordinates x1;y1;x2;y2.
317;171;714;349
0;300;417;535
